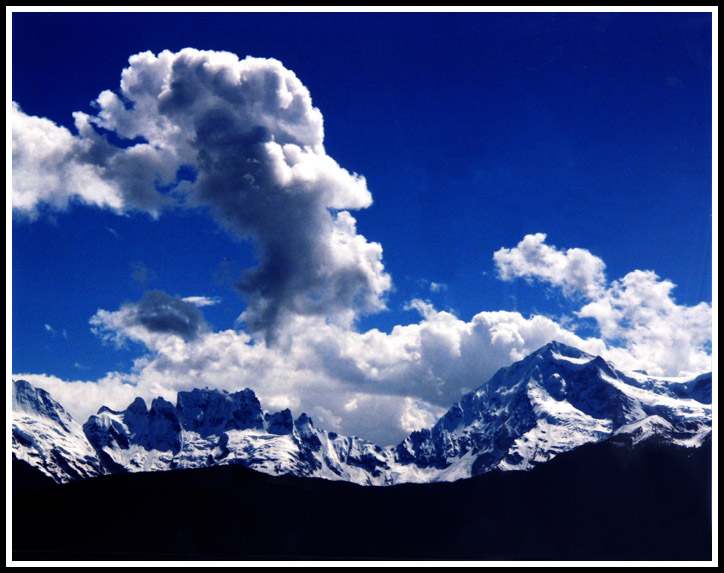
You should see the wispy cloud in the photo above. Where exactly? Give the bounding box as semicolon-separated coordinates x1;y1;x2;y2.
130;261;158;288
182;296;222;307
44;323;67;339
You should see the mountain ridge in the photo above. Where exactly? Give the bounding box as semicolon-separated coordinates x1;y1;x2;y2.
12;341;712;486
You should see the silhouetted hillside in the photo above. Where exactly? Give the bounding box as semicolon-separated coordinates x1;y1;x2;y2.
11;437;712;561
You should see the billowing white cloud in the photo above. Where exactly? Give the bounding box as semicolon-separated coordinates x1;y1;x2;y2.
12;103;126;217
493;232;607;299
495;234;712;377
12;49;391;340
576;270;712;377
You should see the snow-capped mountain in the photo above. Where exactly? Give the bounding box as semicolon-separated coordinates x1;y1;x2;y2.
12;342;712;486
392;341;711;480
12;379;106;482
81;386;393;484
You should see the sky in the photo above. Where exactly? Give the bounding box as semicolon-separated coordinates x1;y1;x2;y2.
9;10;715;446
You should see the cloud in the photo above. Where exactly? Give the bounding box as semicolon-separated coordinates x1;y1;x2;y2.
90;290;209;347
493;232;607;299
43;324;67;339
12;103;126;218
13;372;172;424
12;49;391;341
182;296;222;307
495;234;712;377
576;270;712;376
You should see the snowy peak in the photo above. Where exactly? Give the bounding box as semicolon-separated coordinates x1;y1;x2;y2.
264;408;294;435
83;387;294;457
176;388;265;435
81;386;386;481
84;387;299;451
537;340;595;361
12;378;74;431
12;379;106;483
391;342;711;478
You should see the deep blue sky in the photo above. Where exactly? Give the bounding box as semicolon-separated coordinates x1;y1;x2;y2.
11;11;713;381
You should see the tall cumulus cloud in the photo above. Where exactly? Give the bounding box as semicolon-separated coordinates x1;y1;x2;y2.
13;49;391;340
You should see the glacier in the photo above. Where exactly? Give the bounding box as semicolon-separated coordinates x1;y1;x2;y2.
12;341;712;486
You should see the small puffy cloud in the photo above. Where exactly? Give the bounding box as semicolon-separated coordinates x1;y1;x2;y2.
13;49;391;340
494;233;607;299
414;279;447;295
400;398;447;434
90;290;209;348
135;291;207;339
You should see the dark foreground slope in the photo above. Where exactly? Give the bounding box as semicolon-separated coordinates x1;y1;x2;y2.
12;437;712;561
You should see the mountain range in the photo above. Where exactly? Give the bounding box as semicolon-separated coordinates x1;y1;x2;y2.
12;341;712;487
